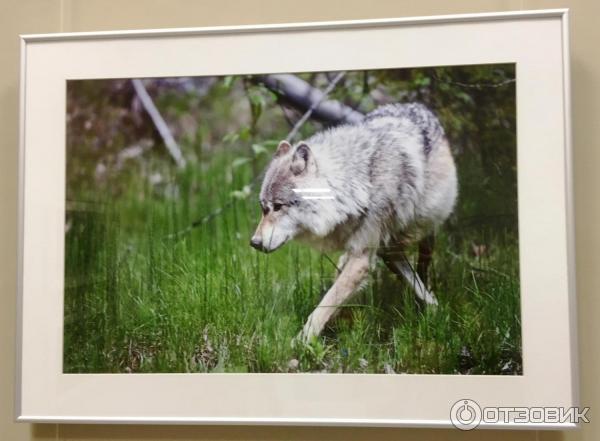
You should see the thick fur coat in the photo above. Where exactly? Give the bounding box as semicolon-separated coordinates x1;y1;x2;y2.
251;103;458;339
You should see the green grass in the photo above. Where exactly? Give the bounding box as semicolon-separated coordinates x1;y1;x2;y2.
64;148;521;375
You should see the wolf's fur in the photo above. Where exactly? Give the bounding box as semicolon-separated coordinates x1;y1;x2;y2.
251;103;458;340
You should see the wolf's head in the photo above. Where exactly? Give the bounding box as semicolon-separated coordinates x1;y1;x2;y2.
250;140;318;253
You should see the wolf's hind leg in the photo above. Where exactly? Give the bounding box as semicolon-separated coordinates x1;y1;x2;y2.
417;234;435;286
300;252;370;342
381;251;438;306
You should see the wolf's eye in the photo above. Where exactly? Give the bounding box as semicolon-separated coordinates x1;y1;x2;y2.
273;203;283;212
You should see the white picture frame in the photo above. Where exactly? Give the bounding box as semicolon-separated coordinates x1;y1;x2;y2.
17;9;577;429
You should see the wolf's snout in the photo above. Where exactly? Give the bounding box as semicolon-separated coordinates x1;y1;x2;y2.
250;236;263;251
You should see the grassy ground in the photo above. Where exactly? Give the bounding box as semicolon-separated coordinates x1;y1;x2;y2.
64;146;522;374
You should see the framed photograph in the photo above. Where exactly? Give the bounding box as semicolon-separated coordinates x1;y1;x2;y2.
17;9;577;428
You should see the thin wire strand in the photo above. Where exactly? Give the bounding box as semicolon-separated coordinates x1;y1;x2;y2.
432;72;516;89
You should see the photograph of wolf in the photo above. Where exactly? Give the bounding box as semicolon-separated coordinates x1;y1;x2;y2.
65;64;521;375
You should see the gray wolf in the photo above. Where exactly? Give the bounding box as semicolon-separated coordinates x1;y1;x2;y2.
250;103;458;341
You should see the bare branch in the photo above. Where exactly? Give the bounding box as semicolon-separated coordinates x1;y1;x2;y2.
131;79;186;169
256;74;364;126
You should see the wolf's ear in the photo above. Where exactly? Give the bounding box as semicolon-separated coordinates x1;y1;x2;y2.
274;140;292;158
291;143;311;175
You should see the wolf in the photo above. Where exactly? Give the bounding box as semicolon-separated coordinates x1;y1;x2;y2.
250;103;458;341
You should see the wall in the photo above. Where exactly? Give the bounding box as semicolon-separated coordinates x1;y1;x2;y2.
1;0;598;440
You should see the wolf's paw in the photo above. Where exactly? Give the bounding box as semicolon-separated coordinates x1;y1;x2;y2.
292;324;319;347
290;333;303;349
423;289;438;306
292;330;311;347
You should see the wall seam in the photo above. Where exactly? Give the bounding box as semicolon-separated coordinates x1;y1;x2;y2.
58;0;65;437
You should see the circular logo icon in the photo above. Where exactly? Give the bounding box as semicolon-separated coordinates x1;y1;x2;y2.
450;399;482;430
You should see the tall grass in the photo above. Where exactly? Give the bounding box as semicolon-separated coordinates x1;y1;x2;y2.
64;146;521;375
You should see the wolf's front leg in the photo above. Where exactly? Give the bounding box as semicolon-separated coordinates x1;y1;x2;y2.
300;252;370;342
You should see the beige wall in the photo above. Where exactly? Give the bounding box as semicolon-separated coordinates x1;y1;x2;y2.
1;0;598;440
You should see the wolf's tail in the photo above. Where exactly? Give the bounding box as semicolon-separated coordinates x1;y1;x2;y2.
365;103;446;156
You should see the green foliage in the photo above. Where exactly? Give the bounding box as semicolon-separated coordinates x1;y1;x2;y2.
64;65;520;374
